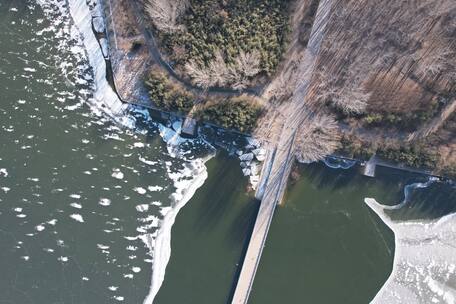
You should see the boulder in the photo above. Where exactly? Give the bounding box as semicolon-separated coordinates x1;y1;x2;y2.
246;137;260;148
242;168;251;176
239;153;254;162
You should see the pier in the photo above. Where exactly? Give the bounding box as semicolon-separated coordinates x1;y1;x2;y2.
363;155;377;177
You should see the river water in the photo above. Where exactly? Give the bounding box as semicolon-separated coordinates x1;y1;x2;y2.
1;1;455;304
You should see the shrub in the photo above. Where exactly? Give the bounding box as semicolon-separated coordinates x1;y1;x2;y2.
196;96;263;132
145;69;194;113
377;144;439;169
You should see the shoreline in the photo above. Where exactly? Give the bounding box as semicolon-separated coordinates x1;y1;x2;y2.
97;0;455;181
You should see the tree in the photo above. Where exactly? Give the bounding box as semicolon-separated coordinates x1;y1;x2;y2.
295;114;341;163
145;0;189;32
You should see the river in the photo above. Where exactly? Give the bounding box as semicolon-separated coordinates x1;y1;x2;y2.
1;1;455;304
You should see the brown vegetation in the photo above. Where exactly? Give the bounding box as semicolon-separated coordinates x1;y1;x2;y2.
295;114;341;163
185;50;261;90
144;0;189;32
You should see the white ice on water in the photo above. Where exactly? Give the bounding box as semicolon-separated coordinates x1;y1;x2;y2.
56;1;217;303
365;179;456;304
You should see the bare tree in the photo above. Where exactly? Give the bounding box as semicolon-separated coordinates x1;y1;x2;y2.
234;50;261;78
185;60;214;90
145;0;189;32
185;49;261;90
415;45;456;79
315;68;369;115
295;114;341;163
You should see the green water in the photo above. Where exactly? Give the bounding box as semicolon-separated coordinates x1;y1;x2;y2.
2;1;455;303
155;154;259;303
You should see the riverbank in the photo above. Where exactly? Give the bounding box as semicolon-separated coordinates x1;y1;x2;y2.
100;0;455;179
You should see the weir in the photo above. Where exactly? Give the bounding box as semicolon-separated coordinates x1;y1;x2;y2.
231;0;334;302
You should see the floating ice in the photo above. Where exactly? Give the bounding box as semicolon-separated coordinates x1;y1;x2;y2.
111;169;124;180
136;204;149;212
0;168;8;177
133;187;147;195
69;214;84;222
35;225;45;231
139;156;157;166
147;186;163;192
58;256;69;262
99;198;111;206
133;142;145;148
70;203;82;209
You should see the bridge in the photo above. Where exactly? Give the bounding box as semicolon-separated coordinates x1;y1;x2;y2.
230;0;334;302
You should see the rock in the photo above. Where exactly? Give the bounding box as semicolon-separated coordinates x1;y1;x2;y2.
253;148;267;161
99;38;109;59
240;162;248;168
250;163;259;175
245;144;255;150
246;137;260;148
239;153;254;162
236;150;243;156
242;168;251;176
93;17;105;34
249;175;260;190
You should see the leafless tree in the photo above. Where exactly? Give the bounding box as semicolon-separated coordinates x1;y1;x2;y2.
145;0;189;32
185;49;261;90
295;114;341;163
185;60;214;90
234;50;261;78
315;68;369;115
415;45;456;79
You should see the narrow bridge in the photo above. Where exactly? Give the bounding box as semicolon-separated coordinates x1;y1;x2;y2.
230;0;334;302
231;130;297;304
